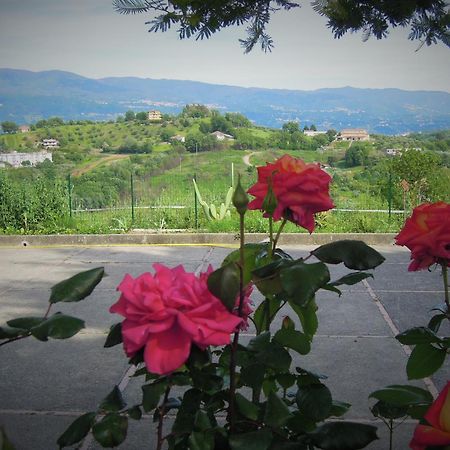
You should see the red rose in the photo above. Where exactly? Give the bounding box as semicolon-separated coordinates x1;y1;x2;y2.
247;154;334;233
110;264;246;375
409;381;450;450
395;201;450;271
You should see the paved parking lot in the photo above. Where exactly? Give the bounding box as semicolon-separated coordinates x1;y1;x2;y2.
0;243;448;449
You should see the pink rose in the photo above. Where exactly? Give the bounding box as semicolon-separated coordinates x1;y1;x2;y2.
410;381;450;450
395;201;450;271
110;264;244;375
247;154;334;233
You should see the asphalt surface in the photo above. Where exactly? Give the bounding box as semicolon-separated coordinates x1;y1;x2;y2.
0;243;448;450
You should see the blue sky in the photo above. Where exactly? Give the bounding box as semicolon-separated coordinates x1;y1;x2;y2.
1;0;449;92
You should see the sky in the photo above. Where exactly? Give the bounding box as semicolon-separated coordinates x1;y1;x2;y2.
0;0;449;93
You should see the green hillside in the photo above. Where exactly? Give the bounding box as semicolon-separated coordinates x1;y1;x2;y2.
0;108;449;234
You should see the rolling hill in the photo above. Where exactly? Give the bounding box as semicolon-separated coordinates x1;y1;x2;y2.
1;68;449;134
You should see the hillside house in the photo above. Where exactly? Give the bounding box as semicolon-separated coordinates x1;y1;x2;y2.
385;148;399;156
304;130;327;137
170;135;186;143
148;110;162;121
210;131;234;141
336;129;370;141
19;125;30;133
41;138;60;149
0;150;52;168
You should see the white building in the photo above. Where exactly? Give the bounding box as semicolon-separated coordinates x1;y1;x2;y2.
148;110;162;121
41;139;60;149
0;150;53;168
304;130;327;137
336;129;370;141
210;131;234;141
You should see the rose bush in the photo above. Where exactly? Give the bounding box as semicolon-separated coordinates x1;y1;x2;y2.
247;154;334;232
395;201;450;271
110;263;248;375
410;381;450;450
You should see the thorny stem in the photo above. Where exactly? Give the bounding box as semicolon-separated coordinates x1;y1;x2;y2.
0;333;30;347
156;383;172;450
229;211;246;432
1;303;53;347
442;263;449;312
268;216;274;259
272;218;288;254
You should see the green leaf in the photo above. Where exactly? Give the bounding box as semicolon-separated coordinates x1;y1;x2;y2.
274;328;311;355
312;240;385;270
253;297;281;334
194;410;211;431
406;343;446;379
240;363;266;390
104;323;122;348
330;400;351;417
370;401;408;420
189;431;214;450
6;316;45;330
0;426;16;450
57;412;96;448
286;411;317;434
141;381;167;412
127;405;142;420
30;313;84;341
428;314;447;332
172;389;202;434
264;392;291;427
92;413;128;448
229;429;273;450
309;421;378;450
396;327;443;345
0;325;27;339
289;300;318;337
276;373;296;390
330;272;373;286
296;383;332;422
295;367;327;386
235;393;260;421
280;261;330;306
223;243;268;285
49;267;104;304
207;262;240;311
369;384;433;406
99;386;126;412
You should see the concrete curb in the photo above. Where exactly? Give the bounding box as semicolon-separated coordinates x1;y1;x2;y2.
0;233;397;247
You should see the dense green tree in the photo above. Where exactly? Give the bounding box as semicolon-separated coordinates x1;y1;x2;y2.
1;121;19;134
113;0;449;52
282;121;300;134
345;142;370;167
135;111;148;122
224;112;251;128
125;110;136;121
182;104;211;118
210;112;233;135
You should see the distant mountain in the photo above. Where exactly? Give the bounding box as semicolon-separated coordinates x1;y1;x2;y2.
1;68;449;134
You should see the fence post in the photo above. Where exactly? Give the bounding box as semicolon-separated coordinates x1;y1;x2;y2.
130;172;135;224
67;173;72;218
194;173;198;229
388;170;392;219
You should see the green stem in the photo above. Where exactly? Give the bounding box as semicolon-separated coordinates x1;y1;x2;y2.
389;419;393;450
442;263;449;312
156;383;171;450
228;211;246;432
268;216;274;259
272;218;288;254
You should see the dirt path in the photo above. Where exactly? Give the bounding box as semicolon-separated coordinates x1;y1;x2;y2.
72;154;130;177
242;151;261;167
